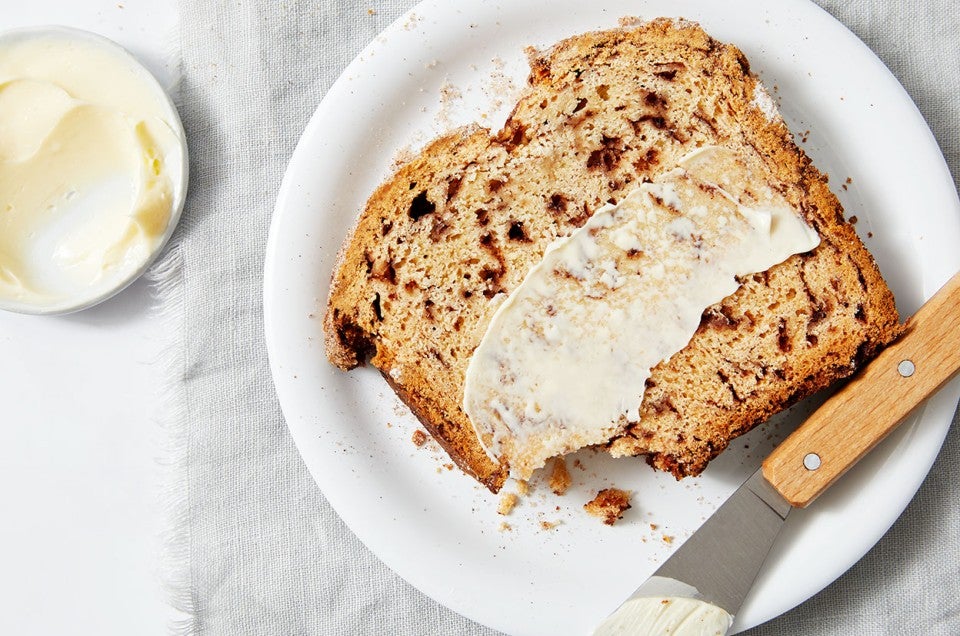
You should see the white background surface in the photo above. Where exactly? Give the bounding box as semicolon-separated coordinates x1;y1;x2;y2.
1;1;177;633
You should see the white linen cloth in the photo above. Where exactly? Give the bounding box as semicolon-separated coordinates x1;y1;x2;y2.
164;0;959;633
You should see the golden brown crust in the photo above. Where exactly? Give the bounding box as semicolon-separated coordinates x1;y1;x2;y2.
323;19;901;492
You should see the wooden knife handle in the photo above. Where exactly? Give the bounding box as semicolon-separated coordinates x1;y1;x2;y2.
763;271;960;508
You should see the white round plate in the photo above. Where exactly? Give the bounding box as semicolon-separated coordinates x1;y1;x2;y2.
265;1;960;634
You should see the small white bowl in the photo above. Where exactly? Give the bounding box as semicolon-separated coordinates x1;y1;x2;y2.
0;26;188;315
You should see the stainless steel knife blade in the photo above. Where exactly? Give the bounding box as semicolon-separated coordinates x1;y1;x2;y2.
638;468;791;615
592;469;791;635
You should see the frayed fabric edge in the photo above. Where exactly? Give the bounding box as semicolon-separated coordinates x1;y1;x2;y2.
144;18;199;633
146;244;199;636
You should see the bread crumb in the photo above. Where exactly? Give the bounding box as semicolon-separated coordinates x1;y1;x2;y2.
411;429;428;447
499;521;512;532
540;520;559;530
443;463;454;471
848;215;858;225
662;535;675;545
498;492;519;515
516;480;530;496
618;15;643;27
649;523;658;531
549;458;572;495
367;8;376;15
584;488;632;525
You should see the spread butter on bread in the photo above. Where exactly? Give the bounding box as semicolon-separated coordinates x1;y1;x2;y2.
463;146;821;480
323;18;902;493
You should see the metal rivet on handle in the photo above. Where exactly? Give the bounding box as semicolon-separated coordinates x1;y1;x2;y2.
803;453;821;471
898;359;916;378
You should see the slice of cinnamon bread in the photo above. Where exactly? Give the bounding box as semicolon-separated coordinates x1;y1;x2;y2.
323;18;901;493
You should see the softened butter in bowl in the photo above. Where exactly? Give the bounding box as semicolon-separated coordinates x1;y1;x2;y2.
0;26;188;315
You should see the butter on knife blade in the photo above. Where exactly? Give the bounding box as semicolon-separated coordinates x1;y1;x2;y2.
593;577;732;636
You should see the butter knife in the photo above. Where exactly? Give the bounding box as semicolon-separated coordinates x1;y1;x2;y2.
594;270;960;635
